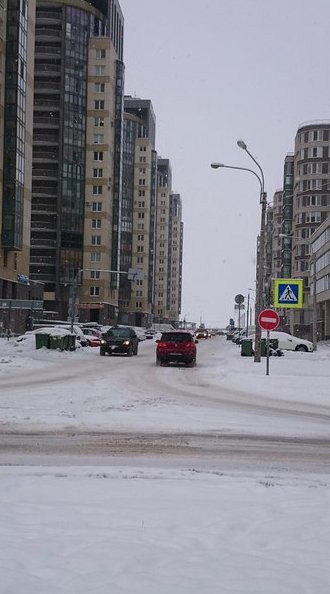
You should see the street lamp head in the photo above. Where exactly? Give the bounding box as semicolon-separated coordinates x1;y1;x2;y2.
237;139;247;150
210;162;224;169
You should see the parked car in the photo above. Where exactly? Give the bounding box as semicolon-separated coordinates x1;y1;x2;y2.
82;327;102;338
156;331;198;367
84;335;101;347
249;330;314;352
100;326;139;356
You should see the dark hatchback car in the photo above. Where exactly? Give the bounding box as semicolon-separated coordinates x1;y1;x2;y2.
156;331;197;367
100;326;139;356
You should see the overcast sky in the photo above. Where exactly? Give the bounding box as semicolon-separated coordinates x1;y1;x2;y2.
119;0;330;327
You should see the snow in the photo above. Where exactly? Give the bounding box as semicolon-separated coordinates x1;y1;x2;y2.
1;335;330;593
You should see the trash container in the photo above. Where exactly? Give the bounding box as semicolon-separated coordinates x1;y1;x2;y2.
49;335;66;350
261;338;279;356
241;338;254;356
35;333;50;349
269;338;279;351
64;334;76;351
260;339;267;357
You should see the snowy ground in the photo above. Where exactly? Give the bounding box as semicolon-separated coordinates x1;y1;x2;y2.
1;335;330;593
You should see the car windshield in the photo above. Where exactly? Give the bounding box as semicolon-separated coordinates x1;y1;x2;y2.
106;328;132;338
161;332;192;342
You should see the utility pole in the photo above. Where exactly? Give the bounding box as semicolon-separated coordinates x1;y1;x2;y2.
311;252;318;351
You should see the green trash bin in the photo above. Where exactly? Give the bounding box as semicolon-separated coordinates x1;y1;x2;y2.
64;334;76;351
49;335;66;350
270;338;279;351
35;333;50;349
261;338;279;356
241;338;254;356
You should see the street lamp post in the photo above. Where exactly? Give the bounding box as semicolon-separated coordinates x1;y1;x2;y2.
211;149;267;362
236;140;267;363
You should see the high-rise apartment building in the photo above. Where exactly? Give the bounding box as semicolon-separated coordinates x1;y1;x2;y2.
30;0;124;323
154;159;183;324
167;193;183;321
268;123;330;339
1;2;184;333
120;96;157;326
291;122;330;335
0;0;40;333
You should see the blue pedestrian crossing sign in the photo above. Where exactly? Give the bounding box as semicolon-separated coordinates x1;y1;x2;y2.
273;278;303;309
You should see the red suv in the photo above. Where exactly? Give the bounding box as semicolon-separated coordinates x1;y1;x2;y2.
156;331;197;367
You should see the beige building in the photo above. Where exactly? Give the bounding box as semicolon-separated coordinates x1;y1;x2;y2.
82;37;122;319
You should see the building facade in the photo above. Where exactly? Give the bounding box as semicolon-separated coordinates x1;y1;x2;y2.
120;97;157;326
310;217;330;340
30;0;124;324
0;0;41;334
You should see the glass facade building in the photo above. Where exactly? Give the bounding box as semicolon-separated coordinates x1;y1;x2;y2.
30;0;124;317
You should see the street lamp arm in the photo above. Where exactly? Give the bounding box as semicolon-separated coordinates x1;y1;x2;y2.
210;162;263;195
237;140;265;194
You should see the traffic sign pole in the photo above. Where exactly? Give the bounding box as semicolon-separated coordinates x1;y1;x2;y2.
258;308;280;376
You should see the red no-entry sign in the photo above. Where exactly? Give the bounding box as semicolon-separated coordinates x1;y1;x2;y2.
258;308;280;331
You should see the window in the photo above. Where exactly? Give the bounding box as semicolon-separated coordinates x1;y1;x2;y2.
96;49;106;59
95;65;105;75
93;168;103;178
94;134;104;144
94;151;103;161
92;235;101;245
90;270;100;279
139;146;146;151
92;219;102;229
92;202;102;211
91;252;101;262
139;178;145;185
135;301;143;308
138;201;145;207
95;100;104;110
138;190;145;197
137;234;144;241
137;256;143;263
139;167;146;173
90;286;100;296
94;117;104;127
137;246;144;252
92;185;103;195
95;83;105;93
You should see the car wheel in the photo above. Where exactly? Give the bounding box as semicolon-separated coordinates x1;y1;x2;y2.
134;345;138;355
100;350;105;356
295;344;308;352
128;346;133;357
156;357;161;366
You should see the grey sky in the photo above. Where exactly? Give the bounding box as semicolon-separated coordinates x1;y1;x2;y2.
120;0;329;327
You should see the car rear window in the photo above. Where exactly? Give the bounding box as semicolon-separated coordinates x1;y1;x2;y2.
106;328;132;338
160;332;193;342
